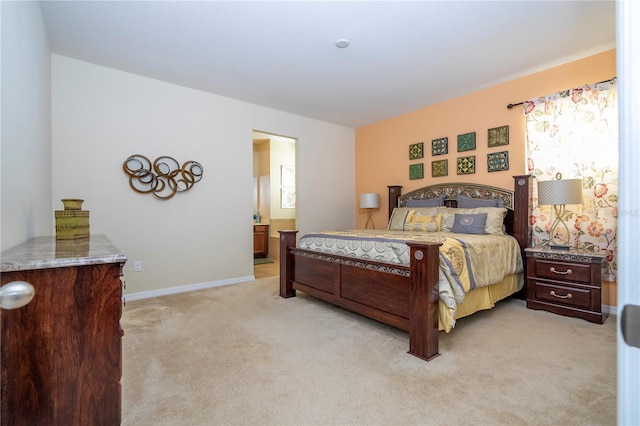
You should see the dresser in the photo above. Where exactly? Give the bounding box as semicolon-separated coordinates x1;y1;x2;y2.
1;235;126;425
525;247;608;324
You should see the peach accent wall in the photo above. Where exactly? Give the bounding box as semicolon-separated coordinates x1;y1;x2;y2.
355;49;617;306
356;49;616;228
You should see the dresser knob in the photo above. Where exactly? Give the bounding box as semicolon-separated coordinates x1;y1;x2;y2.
0;281;35;310
550;290;572;299
550;266;572;275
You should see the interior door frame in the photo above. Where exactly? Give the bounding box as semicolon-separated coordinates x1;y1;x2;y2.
617;1;640;423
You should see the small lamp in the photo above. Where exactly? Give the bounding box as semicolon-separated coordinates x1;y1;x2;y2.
359;192;380;229
537;173;583;250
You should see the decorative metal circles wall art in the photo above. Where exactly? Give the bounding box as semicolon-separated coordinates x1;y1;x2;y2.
122;155;203;200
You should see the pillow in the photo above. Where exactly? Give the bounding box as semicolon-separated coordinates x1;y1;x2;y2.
438;206;507;235
404;196;445;207
403;208;440;231
388;207;413;230
456;195;505;209
450;213;487;234
387;207;440;230
405;214;442;232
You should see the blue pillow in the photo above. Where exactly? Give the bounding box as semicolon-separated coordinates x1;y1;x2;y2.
450;213;487;234
405;196;445;207
456;195;504;209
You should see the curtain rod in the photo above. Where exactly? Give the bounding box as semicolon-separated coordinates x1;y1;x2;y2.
506;77;616;109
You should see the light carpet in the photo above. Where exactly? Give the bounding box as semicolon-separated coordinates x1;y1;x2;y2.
121;275;616;425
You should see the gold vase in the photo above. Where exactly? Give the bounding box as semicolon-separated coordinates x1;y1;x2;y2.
55;199;90;240
61;198;84;210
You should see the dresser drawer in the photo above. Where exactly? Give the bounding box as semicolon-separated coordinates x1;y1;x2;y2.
530;280;593;310
532;259;592;284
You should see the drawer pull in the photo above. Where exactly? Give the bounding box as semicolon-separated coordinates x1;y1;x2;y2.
550;267;572;275
550;290;572;299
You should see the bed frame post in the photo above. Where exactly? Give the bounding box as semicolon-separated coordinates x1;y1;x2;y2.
278;230;298;298
406;242;442;361
387;185;402;219
512;175;533;251
512;175;533;299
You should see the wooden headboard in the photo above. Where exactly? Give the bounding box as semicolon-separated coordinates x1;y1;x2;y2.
387;175;532;252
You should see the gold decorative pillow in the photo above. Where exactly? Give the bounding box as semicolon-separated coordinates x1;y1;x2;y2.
388;207;440;231
403;208;440;231
405;214;442;232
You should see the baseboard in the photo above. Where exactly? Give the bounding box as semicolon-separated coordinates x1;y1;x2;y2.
603;304;617;317
125;285;620;316
124;275;254;302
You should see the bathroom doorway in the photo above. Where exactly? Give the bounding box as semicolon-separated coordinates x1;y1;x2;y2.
252;130;297;278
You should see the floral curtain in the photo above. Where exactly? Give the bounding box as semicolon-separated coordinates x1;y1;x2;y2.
525;79;618;280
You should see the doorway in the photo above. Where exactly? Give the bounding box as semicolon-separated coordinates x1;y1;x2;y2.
252;130;297;278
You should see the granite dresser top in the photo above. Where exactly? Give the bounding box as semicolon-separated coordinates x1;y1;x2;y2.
1;234;127;272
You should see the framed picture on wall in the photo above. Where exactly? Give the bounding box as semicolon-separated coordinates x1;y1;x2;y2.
431;137;448;156
487;151;510;172
409;142;424;160
431;159;448;177
456;155;476;175
409;163;424;180
457;132;476;152
281;165;295;186
488;125;509;147
281;188;296;209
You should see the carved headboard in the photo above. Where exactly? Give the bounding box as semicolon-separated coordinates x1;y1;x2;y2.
387;176;533;251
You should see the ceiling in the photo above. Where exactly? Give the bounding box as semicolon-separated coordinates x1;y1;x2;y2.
39;1;616;129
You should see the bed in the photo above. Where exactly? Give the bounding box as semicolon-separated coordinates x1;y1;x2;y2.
279;175;532;361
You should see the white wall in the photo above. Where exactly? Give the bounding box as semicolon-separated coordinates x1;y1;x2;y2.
0;1;52;251
51;55;355;296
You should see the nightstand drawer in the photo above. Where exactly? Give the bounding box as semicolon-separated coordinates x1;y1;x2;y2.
525;247;607;324
532;259;592;284
531;281;593;310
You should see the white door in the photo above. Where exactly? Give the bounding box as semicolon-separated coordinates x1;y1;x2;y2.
617;1;640;424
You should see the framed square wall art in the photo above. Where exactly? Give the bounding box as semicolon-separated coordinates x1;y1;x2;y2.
487;151;509;172
431;137;448;156
457;132;476;152
431;159;448;177
409;142;424;160
409;163;424;180
457;156;476;175
488;125;509;147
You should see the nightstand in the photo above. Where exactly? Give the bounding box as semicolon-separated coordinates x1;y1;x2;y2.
525;247;608;324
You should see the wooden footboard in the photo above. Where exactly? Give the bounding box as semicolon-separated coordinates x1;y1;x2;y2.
279;230;442;361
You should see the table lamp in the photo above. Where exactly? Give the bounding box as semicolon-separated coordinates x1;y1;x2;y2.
359;192;380;229
537;174;583;250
